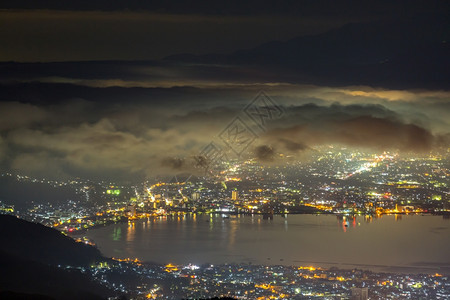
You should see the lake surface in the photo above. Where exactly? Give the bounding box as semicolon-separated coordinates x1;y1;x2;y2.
81;214;450;274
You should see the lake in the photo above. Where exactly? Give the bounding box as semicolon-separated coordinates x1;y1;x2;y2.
81;214;450;274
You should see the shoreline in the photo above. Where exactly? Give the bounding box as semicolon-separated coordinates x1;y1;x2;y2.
67;210;449;235
70;213;450;277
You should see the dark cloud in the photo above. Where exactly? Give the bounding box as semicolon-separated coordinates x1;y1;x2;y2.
264;115;440;153
161;157;185;170
278;138;309;152
254;145;275;162
0;136;6;163
336;116;435;152
193;155;209;170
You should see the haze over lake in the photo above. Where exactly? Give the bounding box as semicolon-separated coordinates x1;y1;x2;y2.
81;214;450;274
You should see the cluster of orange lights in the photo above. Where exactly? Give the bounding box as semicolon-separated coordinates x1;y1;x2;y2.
298;266;321;271
254;284;287;299
164;263;179;273
297;266;348;282
256;295;287;300
112;257;142;265
255;283;274;290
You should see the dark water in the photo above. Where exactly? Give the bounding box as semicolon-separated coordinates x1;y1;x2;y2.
81;214;450;274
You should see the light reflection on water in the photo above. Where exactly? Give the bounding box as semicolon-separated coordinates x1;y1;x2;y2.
84;214;450;274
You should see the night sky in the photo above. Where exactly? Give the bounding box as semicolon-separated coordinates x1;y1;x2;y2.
0;0;449;181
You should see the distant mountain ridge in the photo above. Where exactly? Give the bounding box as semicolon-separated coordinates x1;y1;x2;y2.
164;14;450;89
165;14;449;65
0;14;448;91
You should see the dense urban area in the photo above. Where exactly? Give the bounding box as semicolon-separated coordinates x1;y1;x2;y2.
1;148;449;228
1;148;449;299
71;258;448;299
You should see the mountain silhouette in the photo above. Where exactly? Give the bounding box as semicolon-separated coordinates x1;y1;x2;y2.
165;14;450;89
0;215;112;300
0;214;102;267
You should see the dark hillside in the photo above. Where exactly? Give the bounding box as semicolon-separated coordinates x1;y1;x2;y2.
0;214;102;267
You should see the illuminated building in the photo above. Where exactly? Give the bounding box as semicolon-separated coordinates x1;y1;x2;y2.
106;188;121;195
232;190;238;201
192;192;200;201
351;287;368;300
127;204;136;217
